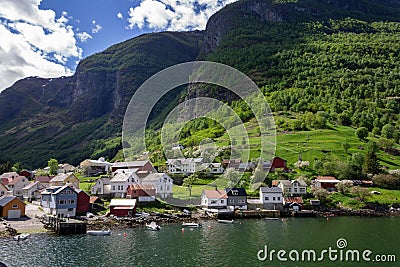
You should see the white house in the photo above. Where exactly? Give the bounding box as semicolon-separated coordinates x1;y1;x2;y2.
259;187;283;210
6;176;31;198
91;178;111;197
109;171;139;198
277;179;307;196
23;181;45;202
141;173;173;198
201;163;225;174
201;189;228;209
166;158;203;174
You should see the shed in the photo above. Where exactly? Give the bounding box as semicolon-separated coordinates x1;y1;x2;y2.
0;195;26;219
109;199;137;217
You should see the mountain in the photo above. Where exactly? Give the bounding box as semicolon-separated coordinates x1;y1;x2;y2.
1;0;400;168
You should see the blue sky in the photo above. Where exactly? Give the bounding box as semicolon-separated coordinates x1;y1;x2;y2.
0;0;237;92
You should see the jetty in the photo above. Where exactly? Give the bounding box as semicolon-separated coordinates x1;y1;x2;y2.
40;215;87;235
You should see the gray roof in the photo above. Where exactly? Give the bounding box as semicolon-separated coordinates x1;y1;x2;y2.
50;172;74;182
23;181;42;190
111;161;150;168
54;185;77;195
260;187;283;193
110;172;131;182
225;188;247;196
0;195;19;206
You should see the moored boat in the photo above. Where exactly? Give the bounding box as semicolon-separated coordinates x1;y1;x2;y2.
217;219;234;224
146;221;161;231
87;229;112;236
14;233;30;241
182;222;202;228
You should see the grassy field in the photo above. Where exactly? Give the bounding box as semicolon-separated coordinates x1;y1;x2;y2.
215;120;400;170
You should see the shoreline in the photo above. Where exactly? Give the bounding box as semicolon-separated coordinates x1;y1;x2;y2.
2;209;400;239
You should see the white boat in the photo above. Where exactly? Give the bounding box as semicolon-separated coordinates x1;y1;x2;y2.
217;219;234;224
182;222;202;228
14;233;30;241
87;229;112;236
265;217;279;220
146;221;161;231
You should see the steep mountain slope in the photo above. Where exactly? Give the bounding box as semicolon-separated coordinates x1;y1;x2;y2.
0;31;203;167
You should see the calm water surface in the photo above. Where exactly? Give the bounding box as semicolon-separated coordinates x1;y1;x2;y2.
0;217;399;267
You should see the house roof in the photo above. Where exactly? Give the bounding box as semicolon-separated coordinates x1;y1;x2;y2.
0;183;9;191
284;197;304;204
225;188;247;196
142;173;171;183
315;176;339;183
81;158;111;167
50;172;76;182
110;198;137;207
260;187;283;193
89;196;103;204
110;172;133;182
277;179;307;187
35;175;53;183
202;189;227;199
0;172;19;179
0;195;24;207
54;185;77;195
23;181;43;190
111;161;151;168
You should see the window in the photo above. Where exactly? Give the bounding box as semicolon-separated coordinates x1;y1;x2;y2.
211;200;217;204
294;188;298;193
61;191;66;195
230;199;234;204
288;188;292;192
220;200;224;204
273;197;276;201
160;186;163;191
59;200;65;205
265;197;269;201
112;186;116;190
68;200;75;204
12;204;18;208
300;188;305;192
277;197;280;201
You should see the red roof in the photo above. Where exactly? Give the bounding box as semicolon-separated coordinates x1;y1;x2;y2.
271;180;279;187
316;176;338;181
284;197;304;204
203;189;227;199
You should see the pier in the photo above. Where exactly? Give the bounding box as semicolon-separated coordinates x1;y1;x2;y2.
41;215;87;235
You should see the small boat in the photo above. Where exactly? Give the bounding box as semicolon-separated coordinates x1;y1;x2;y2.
182;222;202;228
217;219;234;224
146;221;161;231
14;233;30;241
265;218;279;220
87;229;112;236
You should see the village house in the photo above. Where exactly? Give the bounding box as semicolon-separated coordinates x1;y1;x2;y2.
201;189;228;209
50;172;80;189
276;179;307;196
22;181;45;202
35;175;53;187
57;163;76;174
80;157;111;176
75;189;90;214
238;162;256;172
89;196;104;211
201;163;225;174
259;187;284;210
283;197;304;212
313;176;340;192
0;196;26;219
270;156;288;172
126;184;156;202
18;170;34;179
0;172;20;182
109;198;137;217
141;173;173;198
109;171;140;198
0;183;10;197
222;159;242;170
166;158;203;174
225;188;247;210
91;178;111;197
6;176;31;198
41;185;78;217
111;160;156;173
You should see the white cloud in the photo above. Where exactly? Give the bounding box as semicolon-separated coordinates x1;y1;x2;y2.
0;0;83;92
117;12;123;19
127;0;238;31
91;23;102;34
76;32;92;42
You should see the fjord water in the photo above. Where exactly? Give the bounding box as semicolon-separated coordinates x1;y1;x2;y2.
0;217;398;267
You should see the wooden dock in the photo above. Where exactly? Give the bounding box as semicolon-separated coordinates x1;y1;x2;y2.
41;215;87;235
234;209;280;218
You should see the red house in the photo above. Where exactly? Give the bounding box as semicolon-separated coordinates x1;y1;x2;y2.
126;184;156;202
270;157;288;171
75;189;90;214
109;199;136;217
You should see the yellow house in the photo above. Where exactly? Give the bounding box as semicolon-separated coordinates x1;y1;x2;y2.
49;172;80;189
0;196;26;219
